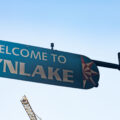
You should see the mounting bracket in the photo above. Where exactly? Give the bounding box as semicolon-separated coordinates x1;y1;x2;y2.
93;52;120;70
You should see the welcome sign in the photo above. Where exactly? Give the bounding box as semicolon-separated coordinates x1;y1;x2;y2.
0;40;100;89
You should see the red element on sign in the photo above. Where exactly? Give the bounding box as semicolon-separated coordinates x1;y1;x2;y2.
81;57;98;88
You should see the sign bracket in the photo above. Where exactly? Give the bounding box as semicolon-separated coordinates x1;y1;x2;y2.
93;53;120;70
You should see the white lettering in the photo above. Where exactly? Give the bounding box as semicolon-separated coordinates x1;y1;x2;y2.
51;54;57;62
48;67;61;81
42;52;47;61
20;49;29;58
32;65;47;79
58;56;67;64
12;47;20;56
0;59;3;63
6;46;11;55
3;60;18;74
30;50;41;60
0;59;74;84
0;45;5;53
20;63;31;76
63;70;74;83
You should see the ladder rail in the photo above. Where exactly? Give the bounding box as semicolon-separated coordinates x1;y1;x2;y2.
21;95;39;120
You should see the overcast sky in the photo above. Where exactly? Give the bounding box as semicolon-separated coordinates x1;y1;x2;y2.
0;0;120;120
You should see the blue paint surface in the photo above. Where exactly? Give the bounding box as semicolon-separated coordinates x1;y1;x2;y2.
0;40;99;89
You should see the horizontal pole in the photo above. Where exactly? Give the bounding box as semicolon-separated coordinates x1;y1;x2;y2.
93;60;120;70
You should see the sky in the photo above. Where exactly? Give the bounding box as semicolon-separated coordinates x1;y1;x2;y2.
0;0;120;120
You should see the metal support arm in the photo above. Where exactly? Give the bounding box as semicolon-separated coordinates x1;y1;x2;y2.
93;53;120;70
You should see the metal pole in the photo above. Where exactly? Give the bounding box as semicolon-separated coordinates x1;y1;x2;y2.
118;52;120;66
93;60;120;70
93;52;120;70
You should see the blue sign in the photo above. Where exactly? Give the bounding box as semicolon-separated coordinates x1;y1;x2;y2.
0;40;99;89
